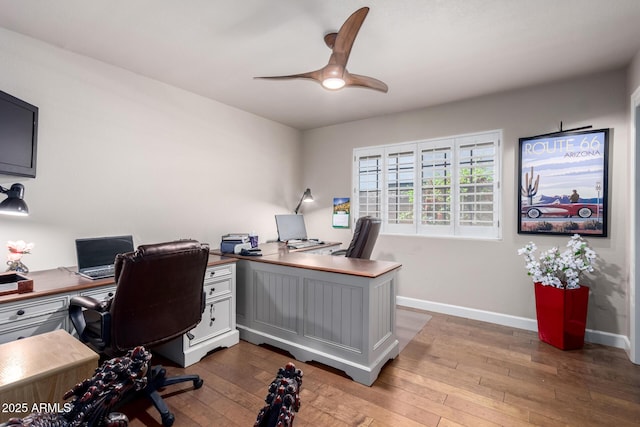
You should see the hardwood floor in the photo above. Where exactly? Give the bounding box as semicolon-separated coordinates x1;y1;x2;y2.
121;311;640;426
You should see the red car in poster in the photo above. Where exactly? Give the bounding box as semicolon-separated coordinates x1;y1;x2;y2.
521;202;602;219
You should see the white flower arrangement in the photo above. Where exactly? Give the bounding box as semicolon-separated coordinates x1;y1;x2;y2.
7;240;34;254
7;240;34;262
517;234;596;289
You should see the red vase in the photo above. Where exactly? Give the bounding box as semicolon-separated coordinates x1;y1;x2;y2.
534;282;589;350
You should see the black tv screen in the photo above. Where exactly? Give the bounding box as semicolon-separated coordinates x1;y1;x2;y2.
0;90;38;178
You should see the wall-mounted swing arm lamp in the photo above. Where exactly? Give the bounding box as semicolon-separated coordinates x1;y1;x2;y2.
294;188;314;214
0;183;29;216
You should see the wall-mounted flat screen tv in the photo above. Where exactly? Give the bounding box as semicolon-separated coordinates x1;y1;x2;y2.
0;90;38;178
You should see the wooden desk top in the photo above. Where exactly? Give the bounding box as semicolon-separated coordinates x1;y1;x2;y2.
251;252;401;278
243;241;340;256
210;241;339;258
0;329;98;390
0;255;236;305
214;242;401;278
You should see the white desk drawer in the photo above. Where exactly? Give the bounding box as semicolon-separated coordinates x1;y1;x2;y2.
187;297;232;347
0;313;68;344
80;286;117;302
0;296;68;324
204;264;233;282
204;278;231;298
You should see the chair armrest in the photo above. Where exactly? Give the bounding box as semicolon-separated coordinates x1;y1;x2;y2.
331;249;347;256
69;295;110;311
69;295;111;350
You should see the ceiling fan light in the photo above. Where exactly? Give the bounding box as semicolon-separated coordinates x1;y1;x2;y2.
322;78;346;90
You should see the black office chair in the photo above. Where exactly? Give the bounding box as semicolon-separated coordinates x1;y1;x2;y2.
69;239;210;427
333;216;381;259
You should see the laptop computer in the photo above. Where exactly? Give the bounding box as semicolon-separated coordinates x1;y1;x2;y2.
275;214;308;242
275;214;323;249
75;235;134;280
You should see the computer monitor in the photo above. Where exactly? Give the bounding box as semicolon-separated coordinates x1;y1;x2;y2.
275;214;308;241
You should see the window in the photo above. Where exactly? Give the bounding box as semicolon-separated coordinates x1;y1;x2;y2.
353;131;501;239
356;151;382;219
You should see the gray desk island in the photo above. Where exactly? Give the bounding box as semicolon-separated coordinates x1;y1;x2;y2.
223;243;402;386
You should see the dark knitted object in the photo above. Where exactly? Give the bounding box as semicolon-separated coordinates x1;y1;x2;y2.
2;346;151;427
254;362;303;427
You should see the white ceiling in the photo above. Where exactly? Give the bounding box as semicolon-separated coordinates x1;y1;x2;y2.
2;0;640;130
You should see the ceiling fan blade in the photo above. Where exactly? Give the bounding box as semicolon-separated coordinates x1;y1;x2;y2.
329;7;369;67
254;69;323;83
344;72;388;93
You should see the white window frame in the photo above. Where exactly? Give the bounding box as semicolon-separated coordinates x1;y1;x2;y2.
384;143;417;235
353;130;502;239
353;147;384;220
417;138;455;237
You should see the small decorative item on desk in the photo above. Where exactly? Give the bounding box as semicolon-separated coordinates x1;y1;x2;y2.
518;234;597;350
249;231;259;248
6;240;34;273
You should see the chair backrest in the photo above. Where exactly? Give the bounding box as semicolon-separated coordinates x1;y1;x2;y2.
108;239;209;351
344;216;381;259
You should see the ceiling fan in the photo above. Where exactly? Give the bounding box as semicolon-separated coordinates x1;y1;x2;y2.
255;7;388;93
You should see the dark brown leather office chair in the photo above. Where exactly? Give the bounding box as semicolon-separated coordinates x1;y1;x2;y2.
333;216;381;259
69;239;210;427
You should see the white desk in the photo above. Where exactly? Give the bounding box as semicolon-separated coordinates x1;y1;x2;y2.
219;242;402;386
0;256;239;369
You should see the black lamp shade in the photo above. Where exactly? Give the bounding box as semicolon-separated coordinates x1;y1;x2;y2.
294;188;314;214
0;183;29;216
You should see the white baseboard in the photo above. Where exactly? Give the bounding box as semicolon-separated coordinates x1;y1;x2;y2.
397;295;629;350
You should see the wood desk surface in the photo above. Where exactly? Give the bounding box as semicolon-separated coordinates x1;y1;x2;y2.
214;242;401;278
211;241;341;256
0;329;98;390
0;254;236;305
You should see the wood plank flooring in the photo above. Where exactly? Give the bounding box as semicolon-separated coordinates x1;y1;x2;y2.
121;311;640;426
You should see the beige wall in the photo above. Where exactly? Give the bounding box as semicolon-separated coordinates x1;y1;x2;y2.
629;49;640;94
302;69;630;339
628;48;640;359
0;28;302;271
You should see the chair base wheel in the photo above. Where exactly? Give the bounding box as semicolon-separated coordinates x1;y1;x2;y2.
161;412;175;427
194;378;204;389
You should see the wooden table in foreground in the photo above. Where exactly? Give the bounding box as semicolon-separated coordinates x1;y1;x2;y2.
214;242;402;386
0;329;99;421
